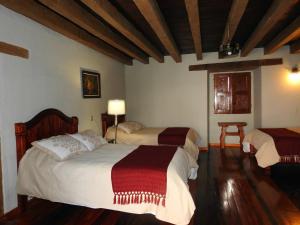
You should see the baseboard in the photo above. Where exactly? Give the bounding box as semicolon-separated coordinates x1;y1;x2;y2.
199;147;208;152
209;143;241;149
0;207;19;220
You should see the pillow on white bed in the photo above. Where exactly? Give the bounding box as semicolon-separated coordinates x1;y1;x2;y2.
68;129;107;151
118;121;143;134
32;135;88;161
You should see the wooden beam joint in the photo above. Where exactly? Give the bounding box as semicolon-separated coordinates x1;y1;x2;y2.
265;16;300;54
0;0;132;65
81;0;163;63
134;0;182;63
241;0;298;57
290;39;300;54
38;0;148;64
184;0;202;60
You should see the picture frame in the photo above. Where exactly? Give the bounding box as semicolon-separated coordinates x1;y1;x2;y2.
81;70;101;98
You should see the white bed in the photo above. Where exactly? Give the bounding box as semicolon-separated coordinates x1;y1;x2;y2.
105;126;201;162
17;143;198;225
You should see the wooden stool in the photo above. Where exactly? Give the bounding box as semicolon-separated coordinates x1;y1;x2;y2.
218;122;247;150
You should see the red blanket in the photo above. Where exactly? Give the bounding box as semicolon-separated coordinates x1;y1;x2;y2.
158;127;190;146
259;128;300;156
111;145;177;207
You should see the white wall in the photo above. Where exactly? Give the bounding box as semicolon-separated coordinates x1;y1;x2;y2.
253;67;262;128
125;47;300;146
125;55;208;147
261;65;300;127
0;6;125;212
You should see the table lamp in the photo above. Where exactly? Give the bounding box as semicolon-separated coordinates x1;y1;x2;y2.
108;99;125;143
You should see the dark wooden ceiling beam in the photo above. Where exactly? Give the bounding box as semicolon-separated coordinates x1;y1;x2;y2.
222;0;249;45
265;16;300;54
241;0;299;57
189;58;283;73
0;0;132;65
290;39;300;54
80;0;164;63
38;0;148;64
0;41;29;59
133;0;182;63
184;0;202;60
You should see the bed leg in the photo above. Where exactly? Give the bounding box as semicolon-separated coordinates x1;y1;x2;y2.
264;167;271;175
249;145;256;157
18;195;27;213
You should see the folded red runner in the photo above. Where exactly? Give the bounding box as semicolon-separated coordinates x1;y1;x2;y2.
158;127;190;146
111;145;177;207
259;128;300;156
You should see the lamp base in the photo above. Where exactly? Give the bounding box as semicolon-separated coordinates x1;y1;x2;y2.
114;115;118;144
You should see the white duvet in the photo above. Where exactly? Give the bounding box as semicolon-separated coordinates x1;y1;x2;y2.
243;128;300;168
17;144;198;225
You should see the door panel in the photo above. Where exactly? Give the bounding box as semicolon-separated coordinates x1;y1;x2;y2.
214;72;251;114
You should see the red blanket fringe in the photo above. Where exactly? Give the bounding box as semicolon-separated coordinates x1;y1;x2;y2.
280;155;300;163
113;192;166;206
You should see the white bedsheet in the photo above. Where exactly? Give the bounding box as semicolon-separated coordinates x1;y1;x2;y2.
17;144;198;225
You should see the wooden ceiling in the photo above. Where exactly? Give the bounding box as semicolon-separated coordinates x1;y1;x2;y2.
1;0;300;65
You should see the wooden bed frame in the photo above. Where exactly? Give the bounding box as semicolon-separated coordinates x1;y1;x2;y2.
15;108;78;212
101;113;125;137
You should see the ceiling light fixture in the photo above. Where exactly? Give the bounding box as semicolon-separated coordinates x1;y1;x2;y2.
219;43;240;58
219;24;240;58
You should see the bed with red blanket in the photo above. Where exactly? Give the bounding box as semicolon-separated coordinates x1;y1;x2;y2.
102;114;201;162
16;109;198;225
242;128;300;168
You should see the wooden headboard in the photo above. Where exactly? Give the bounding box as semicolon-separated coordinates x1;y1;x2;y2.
15;108;78;167
101;113;126;137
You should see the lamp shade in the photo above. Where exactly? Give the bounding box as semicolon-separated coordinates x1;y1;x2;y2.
108;99;125;115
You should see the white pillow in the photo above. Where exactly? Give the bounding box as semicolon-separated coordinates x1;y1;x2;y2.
118;121;143;134
32;135;88;161
68;129;107;151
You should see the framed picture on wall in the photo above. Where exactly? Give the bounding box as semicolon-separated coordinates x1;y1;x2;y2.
81;70;101;98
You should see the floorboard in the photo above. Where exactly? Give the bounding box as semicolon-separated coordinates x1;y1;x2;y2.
0;148;299;225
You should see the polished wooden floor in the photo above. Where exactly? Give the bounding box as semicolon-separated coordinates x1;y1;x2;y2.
1;148;300;225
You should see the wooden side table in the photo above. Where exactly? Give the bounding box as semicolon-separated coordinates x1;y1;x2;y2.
218;122;247;149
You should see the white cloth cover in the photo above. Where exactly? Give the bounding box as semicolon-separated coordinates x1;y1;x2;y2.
118;121;144;134
32;135;88;161
68;129;107;151
17;144;198;225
